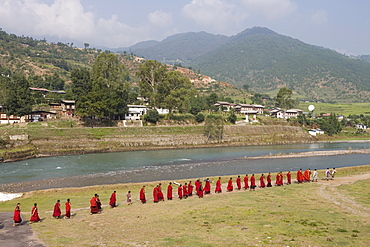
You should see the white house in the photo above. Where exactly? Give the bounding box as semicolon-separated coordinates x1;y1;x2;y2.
125;105;148;120
308;128;324;136
270;108;303;119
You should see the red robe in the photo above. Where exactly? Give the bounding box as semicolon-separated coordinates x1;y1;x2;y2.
303;170;311;181
90;197;99;214
187;183;193;196
65;202;71;218
178;186;183;199
204;180;211;194
259;175;265;188
267;174;272;187
30;206;40;222
275;174;281;186
215;179;222;193
244;176;249;189
297;170;303;183
153;187;159;202
140;188;146;203
198;184;204;197
109;192;116;207
227;179;233;191
52;202;61;218
195;180;200;195
250;176;256;188
183;185;188;198
13;205;22;224
167;185;173;200
157;186;164;201
236;177;241;190
286;172;291;184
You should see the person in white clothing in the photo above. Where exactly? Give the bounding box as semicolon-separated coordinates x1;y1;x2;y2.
312;169;318;182
331;168;337;180
325;168;331;181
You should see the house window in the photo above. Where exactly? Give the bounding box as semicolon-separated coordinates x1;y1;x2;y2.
1;114;6;118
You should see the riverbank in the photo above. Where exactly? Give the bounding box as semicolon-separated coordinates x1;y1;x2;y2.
1;165;369;246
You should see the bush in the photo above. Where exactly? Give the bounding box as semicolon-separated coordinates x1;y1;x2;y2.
195;113;205;123
169;113;195;122
144;110;160;124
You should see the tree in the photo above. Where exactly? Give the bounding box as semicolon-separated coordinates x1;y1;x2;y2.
206;93;218;108
2;74;33;121
70;68;92;100
228;109;237;124
319;113;342;136
204;115;224;143
84;43;89;50
77;52;129;119
136;60;167;108
275;87;296;109
144;110;160;124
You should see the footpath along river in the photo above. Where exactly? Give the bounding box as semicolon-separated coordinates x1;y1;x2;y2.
1;142;370;193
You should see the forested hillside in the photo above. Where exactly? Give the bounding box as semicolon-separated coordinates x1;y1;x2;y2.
129;27;370;103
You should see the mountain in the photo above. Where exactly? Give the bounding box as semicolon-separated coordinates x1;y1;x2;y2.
128;27;370;103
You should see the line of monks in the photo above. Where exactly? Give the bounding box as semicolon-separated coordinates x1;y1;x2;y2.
94;171;297;214
12;199;71;226
12;169;313;224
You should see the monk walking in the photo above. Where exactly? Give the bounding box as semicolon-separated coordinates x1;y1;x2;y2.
198;182;204;198
109;191;117;208
227;178;233;192
178;184;183;199
236;175;241;190
286;171;291;184
188;181;193;196
303;169;311;182
140;186;146;203
167;183;173;200
153;185;159;203
204;179;211;194
266;173;272;187
297;169;304;183
30;203;41;223
183;183;188;199
52;199;61;218
244;174;249;190
13;203;22;226
157;183;164;201
90;194;99;214
64;199;71;219
250;174;256;191
259;174;266;188
215;177;222;193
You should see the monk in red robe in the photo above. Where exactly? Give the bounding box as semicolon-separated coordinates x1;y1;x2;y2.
275;173;281;186
109;191;117;208
259;174;266;188
227;178;233;192
183;183;188;198
153;186;159;203
236;175;241;190
204;179;211;194
157;183;164;201
30;203;41;222
64;199;71;219
140;186;146;204
303;169;311;182
90;194;99;214
167;183;173;200
297;169;303;183
286;171;291;184
198;182;204;198
13;203;22;226
178;185;183;199
188;181;193;196
244;174;249;190
195;179;200;195
266;173;272;187
52;199;61;218
215;177;222;193
250;174;256;191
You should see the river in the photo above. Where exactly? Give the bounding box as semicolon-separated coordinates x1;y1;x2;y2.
1;142;370;192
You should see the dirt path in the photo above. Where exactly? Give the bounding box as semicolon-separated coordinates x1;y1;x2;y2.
317;173;370;218
0;212;45;247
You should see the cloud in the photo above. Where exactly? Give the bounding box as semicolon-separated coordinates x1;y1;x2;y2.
310;9;328;25
0;0;154;47
182;0;247;32
239;0;296;19
148;10;173;28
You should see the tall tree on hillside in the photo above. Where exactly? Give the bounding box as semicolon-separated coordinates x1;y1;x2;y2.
319;113;342;136
275;87;295;109
136;60;167;108
71;68;92;100
2;74;32;121
77;52;129;119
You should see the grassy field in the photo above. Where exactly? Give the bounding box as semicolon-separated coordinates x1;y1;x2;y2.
298;102;370;116
1;165;369;246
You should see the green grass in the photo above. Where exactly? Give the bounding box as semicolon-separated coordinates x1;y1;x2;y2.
1;166;369;246
298;102;370;116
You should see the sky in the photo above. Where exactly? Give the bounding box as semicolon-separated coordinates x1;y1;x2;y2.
0;0;370;55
